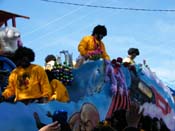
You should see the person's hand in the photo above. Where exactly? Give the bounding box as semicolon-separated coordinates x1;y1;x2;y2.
125;102;144;128
38;121;61;131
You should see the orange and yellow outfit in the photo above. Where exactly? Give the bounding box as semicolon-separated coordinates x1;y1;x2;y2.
50;79;70;102
78;36;110;60
2;64;52;101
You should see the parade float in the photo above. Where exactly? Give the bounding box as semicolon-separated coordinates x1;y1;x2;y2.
0;10;175;131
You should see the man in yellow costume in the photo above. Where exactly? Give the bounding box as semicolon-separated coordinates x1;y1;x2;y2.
1;47;52;104
76;25;110;67
123;48;140;76
44;54;70;102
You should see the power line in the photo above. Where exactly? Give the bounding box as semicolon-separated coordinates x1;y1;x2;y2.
23;5;82;37
26;11;93;44
41;0;175;12
24;0;96;37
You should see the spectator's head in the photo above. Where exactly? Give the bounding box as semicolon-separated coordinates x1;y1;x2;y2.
110;109;127;131
93;122;115;131
140;115;153;131
152;117;161;131
14;46;35;68
92;25;107;40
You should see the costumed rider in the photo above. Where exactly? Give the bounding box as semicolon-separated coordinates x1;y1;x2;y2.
76;25;110;67
44;54;70;102
123;48;140;76
0;47;52;104
44;54;56;70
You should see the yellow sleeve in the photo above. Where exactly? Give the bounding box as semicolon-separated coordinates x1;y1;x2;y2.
37;66;52;98
50;79;70;102
101;42;110;60
78;36;89;56
2;72;16;99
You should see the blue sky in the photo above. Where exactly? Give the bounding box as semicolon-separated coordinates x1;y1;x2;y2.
1;0;175;82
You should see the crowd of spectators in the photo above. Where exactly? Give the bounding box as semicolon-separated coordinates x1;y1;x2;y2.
36;101;170;131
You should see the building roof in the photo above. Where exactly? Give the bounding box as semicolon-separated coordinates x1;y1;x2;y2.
0;10;30;27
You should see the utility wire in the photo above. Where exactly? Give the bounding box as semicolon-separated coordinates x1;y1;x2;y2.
23;4;82;37
24;0;96;37
41;0;175;12
26;11;93;44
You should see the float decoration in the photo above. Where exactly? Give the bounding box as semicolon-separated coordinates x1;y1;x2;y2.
51;50;74;86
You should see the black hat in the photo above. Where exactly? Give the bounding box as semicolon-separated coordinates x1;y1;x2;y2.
128;48;140;56
14;46;35;62
45;54;56;63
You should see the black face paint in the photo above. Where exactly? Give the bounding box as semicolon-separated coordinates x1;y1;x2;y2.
16;57;30;68
96;34;104;40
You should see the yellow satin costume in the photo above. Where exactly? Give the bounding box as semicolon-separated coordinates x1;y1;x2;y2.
2;64;52;101
78;36;110;60
50;79;70;102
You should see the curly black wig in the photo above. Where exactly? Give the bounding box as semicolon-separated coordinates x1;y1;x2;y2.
45;54;56;63
92;25;107;36
14;46;35;62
